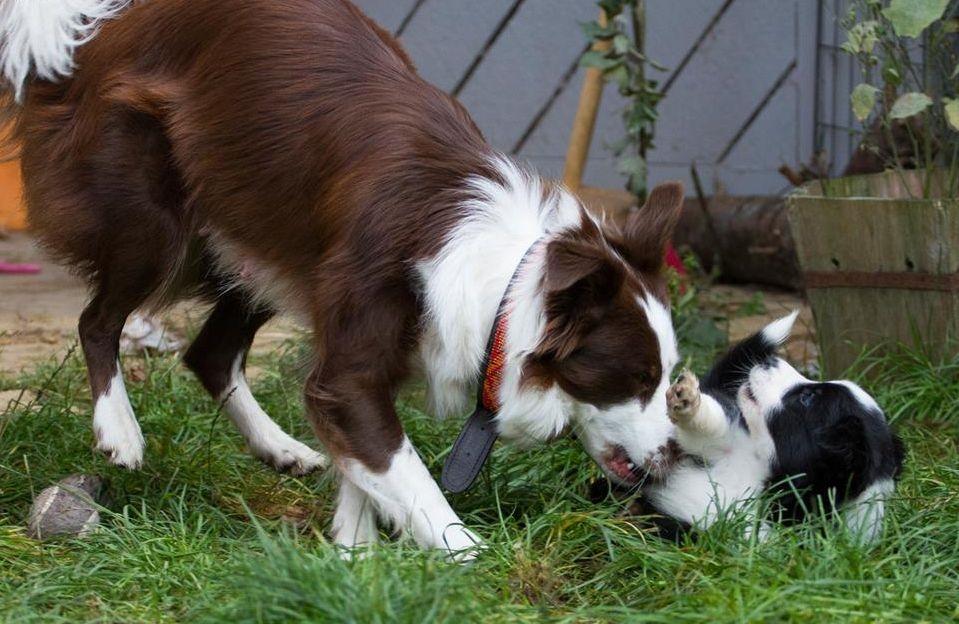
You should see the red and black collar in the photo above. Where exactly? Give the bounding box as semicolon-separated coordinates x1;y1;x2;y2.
440;238;542;493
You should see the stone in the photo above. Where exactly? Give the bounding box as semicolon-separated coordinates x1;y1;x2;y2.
26;474;106;540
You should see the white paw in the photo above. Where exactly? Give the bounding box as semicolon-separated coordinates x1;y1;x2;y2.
333;519;380;558
251;434;329;476
667;369;701;426
332;481;380;558
93;371;145;469
439;524;484;562
94;418;145;470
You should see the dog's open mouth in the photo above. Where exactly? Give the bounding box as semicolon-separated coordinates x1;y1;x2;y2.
604;445;642;483
603;442;679;484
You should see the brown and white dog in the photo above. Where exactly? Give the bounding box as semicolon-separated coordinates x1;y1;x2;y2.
0;0;681;556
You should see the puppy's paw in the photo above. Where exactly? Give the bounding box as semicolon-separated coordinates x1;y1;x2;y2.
667;369;701;425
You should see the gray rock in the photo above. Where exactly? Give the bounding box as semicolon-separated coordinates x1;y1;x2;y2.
27;474;106;540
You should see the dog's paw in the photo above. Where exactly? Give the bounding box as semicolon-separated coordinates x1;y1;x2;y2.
667;369;701;425
252;435;329;476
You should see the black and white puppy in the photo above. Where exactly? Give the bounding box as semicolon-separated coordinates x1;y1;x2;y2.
642;312;905;541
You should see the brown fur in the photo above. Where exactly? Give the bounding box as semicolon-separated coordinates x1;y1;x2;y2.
523;186;685;409
7;0;682;474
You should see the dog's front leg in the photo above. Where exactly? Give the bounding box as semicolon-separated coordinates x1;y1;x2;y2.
306;363;481;560
667;370;730;458
341;437;482;558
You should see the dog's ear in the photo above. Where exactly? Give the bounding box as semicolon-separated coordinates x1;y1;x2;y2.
538;233;623;360
621;181;684;272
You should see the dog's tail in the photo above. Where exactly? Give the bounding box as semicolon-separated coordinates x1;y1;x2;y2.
1;0;130;153
700;310;800;394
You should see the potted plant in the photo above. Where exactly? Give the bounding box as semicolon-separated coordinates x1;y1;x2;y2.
788;0;959;375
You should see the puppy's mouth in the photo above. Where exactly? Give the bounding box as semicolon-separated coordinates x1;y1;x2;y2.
602;442;679;485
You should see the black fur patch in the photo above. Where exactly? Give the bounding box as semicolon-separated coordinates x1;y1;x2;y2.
764;383;905;522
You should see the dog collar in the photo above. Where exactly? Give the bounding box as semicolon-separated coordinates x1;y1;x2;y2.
440;238;543;493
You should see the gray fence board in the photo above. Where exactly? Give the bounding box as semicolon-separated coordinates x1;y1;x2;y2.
353;0;419;33
352;0;823;196
456;0;596;150
400;0;516;93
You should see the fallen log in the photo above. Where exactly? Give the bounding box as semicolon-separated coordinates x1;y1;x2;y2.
675;195;800;290
578;186;801;290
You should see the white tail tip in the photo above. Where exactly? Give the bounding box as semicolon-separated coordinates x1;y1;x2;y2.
761;310;800;346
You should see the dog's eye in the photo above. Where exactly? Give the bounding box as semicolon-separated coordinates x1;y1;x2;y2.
798;389;815;407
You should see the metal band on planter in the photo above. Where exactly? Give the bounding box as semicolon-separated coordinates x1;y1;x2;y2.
803;271;959;293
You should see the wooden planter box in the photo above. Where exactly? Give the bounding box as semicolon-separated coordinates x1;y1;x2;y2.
787;171;959;375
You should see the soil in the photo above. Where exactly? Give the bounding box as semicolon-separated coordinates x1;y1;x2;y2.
1;231;816;383
0;232;300;381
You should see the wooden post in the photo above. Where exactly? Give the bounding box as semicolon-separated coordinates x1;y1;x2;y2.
563;10;610;193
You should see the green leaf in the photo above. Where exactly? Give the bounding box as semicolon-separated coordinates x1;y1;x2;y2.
944;98;959;132
882;0;948;38
580;20;616;40
580;50;619;71
889;92;934;119
598;0;626;18
617;155;647;178
606;64;630;91
952;63;959;79
843;20;880;54
882;65;902;87
851;83;880;121
612;33;631;55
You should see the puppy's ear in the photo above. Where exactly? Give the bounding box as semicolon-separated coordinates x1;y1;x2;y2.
621;181;684;272
538;234;623;360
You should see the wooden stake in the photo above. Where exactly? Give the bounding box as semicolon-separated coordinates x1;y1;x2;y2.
563;10;610;193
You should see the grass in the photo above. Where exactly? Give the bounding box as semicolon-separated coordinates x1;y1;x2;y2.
1;327;958;622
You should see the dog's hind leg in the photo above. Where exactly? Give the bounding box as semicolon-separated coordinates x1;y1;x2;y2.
184;291;327;475
80;269;163;469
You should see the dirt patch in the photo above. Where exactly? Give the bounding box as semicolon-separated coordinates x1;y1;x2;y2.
0;233;303;379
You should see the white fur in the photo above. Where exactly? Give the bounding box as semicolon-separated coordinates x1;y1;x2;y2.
843;478;894;543
417;156;580;421
339;437;482;559
331;479;379;550
418;156;679;482
761;309;799;346
0;0;130;101
652;315;895;540
93;365;144;469
745;358;807;412
572;294;679;480
675;393;730;454
650;381;770;528
835;380;882;413
206;231;311;325
219;354;328;475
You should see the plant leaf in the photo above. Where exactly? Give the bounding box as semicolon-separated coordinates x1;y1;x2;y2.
944;98;959;132
851;83;880;121
580;20;616;40
580;50;619;71
843;20;880;55
882;0;948;38
889;92;933;119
